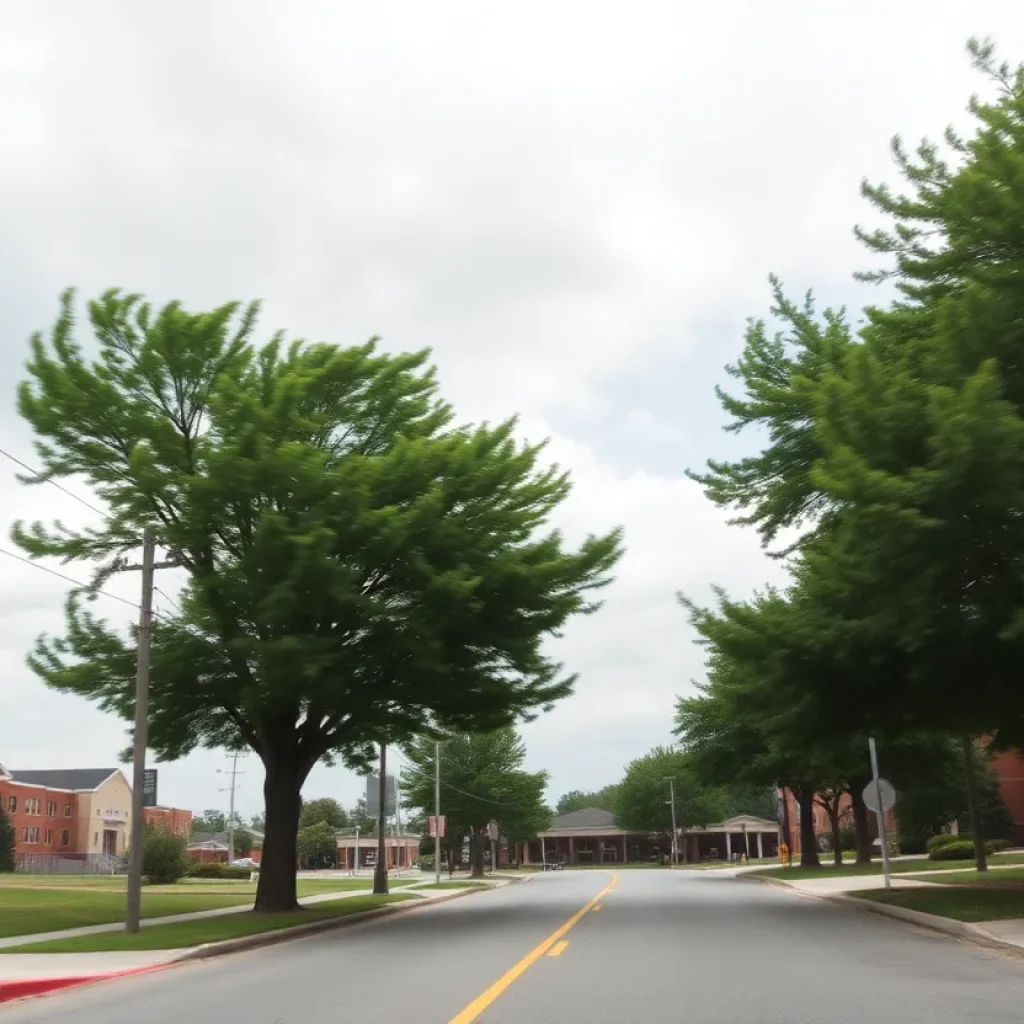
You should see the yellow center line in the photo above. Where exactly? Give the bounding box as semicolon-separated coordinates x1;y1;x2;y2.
448;871;618;1023
592;904;602;911
547;940;569;957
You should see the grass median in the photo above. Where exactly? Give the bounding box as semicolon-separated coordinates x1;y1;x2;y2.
854;887;1024;923
1;894;418;953
0;877;418;938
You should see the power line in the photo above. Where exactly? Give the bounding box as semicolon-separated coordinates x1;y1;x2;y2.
0;446;108;519
0;546;138;610
154;587;183;616
392;748;518;808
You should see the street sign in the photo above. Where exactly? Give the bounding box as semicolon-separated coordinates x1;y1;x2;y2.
429;815;447;837
142;769;158;808
862;777;896;815
368;774;395;815
487;821;499;842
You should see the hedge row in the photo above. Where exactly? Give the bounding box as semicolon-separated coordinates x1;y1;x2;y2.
186;863;256;879
927;838;1010;860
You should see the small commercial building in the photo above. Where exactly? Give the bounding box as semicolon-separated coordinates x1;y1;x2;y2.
335;832;419;871
515;808;780;866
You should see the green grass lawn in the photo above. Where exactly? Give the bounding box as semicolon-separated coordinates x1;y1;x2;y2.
0;888;256;939
906;866;1024;887
0;875;413;896
752;852;1024;881
1;894;416;953
855;887;1024;923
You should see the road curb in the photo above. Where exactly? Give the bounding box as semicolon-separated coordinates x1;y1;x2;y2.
0;887;485;1005
825;894;1024;958
0;964;169;1005
174;885;481;962
737;873;1024;959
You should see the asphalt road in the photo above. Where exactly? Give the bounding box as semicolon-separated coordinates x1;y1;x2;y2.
5;869;1024;1023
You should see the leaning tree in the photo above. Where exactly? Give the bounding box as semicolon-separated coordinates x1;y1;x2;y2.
13;290;622;910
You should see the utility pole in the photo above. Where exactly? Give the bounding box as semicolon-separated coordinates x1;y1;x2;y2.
665;777;679;867
373;744;389;895
116;528;179;934
217;753;244;864
434;741;441;885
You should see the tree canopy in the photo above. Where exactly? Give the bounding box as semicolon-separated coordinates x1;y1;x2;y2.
615;746;729;838
13;291;622;909
402;729;549;877
299;797;348;831
555;785;618;816
678;39;1024;873
296;821;337;869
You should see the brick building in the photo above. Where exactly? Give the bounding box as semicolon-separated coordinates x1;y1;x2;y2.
142;805;192;836
0;763;189;869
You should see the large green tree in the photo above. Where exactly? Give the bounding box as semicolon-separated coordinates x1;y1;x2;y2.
555;785;618;816
687;41;1024;873
614;747;729;845
402;729;549;878
299;797;348;830
13;291;622;910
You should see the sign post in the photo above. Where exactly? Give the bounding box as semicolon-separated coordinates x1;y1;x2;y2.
865;738;897;890
488;821;499;874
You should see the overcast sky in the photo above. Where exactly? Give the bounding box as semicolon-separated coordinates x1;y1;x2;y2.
2;1;1023;822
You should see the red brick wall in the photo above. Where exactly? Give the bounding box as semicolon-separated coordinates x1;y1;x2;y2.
0;781;79;858
991;750;1024;846
142;806;192;836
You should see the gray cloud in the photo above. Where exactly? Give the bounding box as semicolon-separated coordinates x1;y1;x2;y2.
2;0;1024;816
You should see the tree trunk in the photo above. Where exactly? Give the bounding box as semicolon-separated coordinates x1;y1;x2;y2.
470;828;486;879
797;784;820;868
828;806;843;867
254;757;304;913
962;734;988;873
849;784;873;865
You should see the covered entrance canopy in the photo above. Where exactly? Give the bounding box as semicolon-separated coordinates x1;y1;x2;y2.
683;814;780;862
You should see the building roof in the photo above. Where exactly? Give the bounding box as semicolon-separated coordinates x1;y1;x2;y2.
549;808;617;831
8;768;120;792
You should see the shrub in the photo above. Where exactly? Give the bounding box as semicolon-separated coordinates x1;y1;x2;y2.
928;840;976;861
186;862;255;880
899;835;928;855
925;833;967;854
986;838;1010;854
142;826;189;884
838;825;858;853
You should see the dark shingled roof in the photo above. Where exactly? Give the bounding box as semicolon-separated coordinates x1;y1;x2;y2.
9;768;120;792
550;807;616;830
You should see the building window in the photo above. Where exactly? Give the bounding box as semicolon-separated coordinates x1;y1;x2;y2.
93;832;99;846
22;827;28;842
64;803;72;817
7;796;15;813
47;801;57;817
61;830;70;846
23;827;40;844
25;798;41;816
44;829;53;845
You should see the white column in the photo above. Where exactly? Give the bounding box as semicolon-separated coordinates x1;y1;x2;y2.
725;831;732;860
757;832;764;858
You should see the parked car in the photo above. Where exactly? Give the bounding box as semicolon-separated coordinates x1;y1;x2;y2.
230;858;258;868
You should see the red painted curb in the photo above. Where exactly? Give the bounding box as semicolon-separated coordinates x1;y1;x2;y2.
0;964;167;1005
